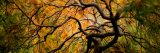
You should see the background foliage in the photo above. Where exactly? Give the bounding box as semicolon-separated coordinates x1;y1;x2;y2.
0;0;160;53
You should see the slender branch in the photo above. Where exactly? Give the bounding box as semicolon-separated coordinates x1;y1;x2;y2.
87;32;115;38
79;0;110;20
69;17;88;35
101;0;113;18
48;31;80;53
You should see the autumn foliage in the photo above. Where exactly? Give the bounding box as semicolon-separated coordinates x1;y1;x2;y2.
0;0;160;53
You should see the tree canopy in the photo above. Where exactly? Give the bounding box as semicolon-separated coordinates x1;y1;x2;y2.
0;0;160;53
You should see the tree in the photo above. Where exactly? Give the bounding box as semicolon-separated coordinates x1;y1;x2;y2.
0;0;160;53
